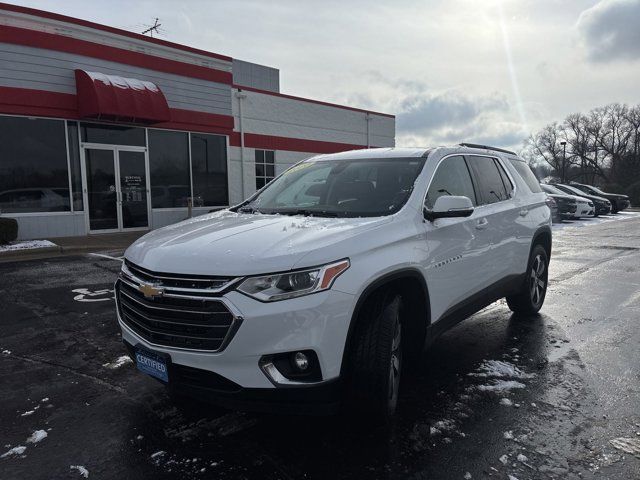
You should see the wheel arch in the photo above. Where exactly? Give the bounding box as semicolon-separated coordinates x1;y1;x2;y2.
339;268;430;376
531;225;552;259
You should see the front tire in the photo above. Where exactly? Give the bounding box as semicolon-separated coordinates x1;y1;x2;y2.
348;292;403;422
507;244;549;315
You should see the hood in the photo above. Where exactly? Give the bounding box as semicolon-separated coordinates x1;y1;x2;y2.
584;194;610;203
567;194;591;204
608;193;629;200
548;194;574;201
125;210;392;276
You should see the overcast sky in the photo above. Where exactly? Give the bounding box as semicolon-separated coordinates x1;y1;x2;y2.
12;0;640;150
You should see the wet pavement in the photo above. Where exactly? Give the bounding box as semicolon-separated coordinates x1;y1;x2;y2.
1;213;640;480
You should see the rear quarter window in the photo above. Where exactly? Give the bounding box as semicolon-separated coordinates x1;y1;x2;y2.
508;159;542;193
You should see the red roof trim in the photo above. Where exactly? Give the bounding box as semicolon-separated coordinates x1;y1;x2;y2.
233;84;395;119
228;132;374;154
0;87;386;152
0;2;232;62
0;25;232;85
0;86;234;133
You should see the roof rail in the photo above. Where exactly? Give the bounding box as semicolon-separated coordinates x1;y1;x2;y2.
459;143;517;156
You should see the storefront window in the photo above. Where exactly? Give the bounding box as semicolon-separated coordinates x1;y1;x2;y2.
0;116;70;213
81;123;145;146
67;121;84;211
190;133;229;207
148;130;191;208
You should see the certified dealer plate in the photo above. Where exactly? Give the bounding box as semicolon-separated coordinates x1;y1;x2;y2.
134;347;169;382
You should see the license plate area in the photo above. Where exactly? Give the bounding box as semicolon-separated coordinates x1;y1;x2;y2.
134;345;170;383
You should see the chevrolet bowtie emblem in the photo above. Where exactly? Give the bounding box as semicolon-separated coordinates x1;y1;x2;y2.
138;283;164;298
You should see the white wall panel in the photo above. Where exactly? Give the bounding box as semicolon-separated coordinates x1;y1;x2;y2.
11;213;85;240
232;89;395;147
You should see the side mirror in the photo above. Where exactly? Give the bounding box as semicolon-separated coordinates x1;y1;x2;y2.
424;195;474;222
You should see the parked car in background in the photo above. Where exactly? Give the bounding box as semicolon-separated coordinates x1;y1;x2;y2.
116;145;552;421
545;194;559;223
569;183;630;213
554;184;611;216
539;184;577;220
0;187;70;213
541;184;594;218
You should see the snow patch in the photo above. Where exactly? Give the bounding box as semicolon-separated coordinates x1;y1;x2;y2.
499;454;509;465
469;360;535;379
70;465;89;478
464;472;472;479
1;445;26;458
517;453;528;463
503;430;514;440
476;380;526;393
2;349;10;354
26;430;47;443
0;240;57;252
609;437;640;458
20;410;35;417
500;398;514;406
102;355;133;369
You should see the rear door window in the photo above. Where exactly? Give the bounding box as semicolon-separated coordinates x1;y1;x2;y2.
467;155;508;205
425;155;477;209
495;159;514;199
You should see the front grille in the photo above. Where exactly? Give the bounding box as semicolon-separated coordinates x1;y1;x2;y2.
116;268;241;351
124;260;234;292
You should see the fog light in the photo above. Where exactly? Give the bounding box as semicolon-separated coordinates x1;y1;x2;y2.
293;352;309;371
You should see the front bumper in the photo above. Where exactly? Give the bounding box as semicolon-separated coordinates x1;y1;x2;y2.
122;340;343;414
117;285;355;391
573;204;595;218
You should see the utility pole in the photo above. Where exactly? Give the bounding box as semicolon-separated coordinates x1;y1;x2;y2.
560;141;567;183
142;18;161;37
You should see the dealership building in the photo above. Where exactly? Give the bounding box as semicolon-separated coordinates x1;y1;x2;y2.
0;3;395;239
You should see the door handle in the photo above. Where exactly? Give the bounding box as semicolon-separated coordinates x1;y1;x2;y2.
475;218;489;230
519;208;529;217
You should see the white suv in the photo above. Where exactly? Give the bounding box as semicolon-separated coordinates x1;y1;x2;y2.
116;144;551;420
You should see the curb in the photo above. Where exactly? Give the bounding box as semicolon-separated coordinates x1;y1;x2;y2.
0;244;126;263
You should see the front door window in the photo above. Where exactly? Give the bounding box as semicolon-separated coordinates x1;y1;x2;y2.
118;151;149;229
86;149;118;231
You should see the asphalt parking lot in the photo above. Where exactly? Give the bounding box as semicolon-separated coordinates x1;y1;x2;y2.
2;213;640;480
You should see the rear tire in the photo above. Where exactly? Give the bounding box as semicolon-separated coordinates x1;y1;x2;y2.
348;292;403;423
507;244;549;315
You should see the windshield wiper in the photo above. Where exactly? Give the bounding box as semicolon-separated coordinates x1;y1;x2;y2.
275;209;340;218
238;205;259;214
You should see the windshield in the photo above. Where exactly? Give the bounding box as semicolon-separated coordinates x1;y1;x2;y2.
542;184;566;196
237;157;426;217
586;185;604;194
559;184;589;196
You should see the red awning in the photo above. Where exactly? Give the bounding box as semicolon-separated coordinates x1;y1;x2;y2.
75;69;171;123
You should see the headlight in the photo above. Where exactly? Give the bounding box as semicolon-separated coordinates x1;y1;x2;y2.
237;259;350;302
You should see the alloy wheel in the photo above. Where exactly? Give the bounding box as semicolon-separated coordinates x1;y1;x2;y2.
530;254;546;306
388;319;402;404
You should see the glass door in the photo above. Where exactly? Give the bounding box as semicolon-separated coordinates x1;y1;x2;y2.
85;148;118;232
117;150;149;230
